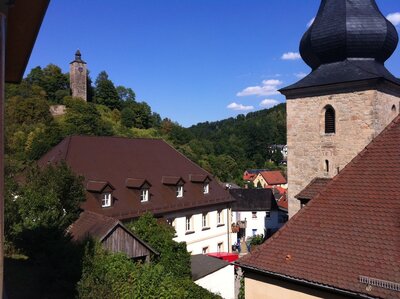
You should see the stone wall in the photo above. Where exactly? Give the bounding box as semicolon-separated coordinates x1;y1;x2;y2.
287;89;399;217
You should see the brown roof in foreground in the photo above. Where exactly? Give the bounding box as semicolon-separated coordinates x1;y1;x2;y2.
295;178;331;200
259;171;287;185
39;136;232;220
238;115;400;299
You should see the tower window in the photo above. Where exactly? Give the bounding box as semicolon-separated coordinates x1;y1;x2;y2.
325;105;335;134
392;104;397;114
325;160;330;173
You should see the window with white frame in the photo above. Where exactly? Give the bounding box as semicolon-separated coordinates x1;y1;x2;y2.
102;192;112;207
217;210;223;225
176;185;183;198
203;183;209;194
202;213;209;228
252;211;257;219
186;216;193;231
140;188;149;202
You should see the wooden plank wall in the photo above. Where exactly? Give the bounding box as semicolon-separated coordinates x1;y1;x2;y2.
102;226;151;258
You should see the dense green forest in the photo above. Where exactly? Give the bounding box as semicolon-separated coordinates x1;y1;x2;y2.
5;63;286;183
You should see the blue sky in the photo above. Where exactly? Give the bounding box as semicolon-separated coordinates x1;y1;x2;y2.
26;1;400;127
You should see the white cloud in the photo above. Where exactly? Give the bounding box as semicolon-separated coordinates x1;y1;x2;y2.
237;79;283;97
260;99;279;108
281;52;301;60
294;72;307;79
227;102;254;111
307;17;315;27
387;12;400;26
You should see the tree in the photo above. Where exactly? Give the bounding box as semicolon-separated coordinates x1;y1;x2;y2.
94;71;121;110
10;162;85;235
24;64;70;103
127;212;191;279
6;96;52;127
77;239;220;299
63;97;114;136
121;101;154;129
116;85;136;102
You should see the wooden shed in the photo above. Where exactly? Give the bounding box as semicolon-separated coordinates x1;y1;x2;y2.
69;211;157;262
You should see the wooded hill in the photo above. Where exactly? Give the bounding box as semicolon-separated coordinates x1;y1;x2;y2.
5;63;286;184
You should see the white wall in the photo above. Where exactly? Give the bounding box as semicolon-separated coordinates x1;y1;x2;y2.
195;265;235;299
173;208;233;255
232;211;266;238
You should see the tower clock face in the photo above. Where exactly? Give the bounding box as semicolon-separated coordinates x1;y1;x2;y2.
78;67;84;73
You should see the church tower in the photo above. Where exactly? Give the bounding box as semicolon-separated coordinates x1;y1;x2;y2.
69;50;87;101
282;0;400;217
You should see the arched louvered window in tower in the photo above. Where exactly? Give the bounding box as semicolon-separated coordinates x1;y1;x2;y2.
325;106;335;134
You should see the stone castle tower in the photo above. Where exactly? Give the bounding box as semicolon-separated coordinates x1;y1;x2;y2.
69;50;87;101
281;0;400;217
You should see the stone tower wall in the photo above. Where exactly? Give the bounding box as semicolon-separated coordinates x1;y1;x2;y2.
69;61;87;101
287;90;399;217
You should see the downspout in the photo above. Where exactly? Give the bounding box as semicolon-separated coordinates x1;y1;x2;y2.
227;204;230;253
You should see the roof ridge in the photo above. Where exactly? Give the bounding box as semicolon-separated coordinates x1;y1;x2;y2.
68;134;162;141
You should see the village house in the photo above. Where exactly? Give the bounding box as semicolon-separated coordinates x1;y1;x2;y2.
229;189;283;242
252;170;287;189
242;169;269;182
191;254;235;299
38;136;235;255
238;0;400;298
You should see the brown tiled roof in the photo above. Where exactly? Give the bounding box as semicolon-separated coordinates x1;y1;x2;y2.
189;174;210;183
238;115;400;299
260;171;287;185
86;180;115;193
277;193;288;210
230;189;278;212
39;136;233;220
68;211;157;254
295;178;331;200
125;178;149;189
68;210;119;242
162;176;184;185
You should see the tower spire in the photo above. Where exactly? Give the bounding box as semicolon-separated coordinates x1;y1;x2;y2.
300;0;398;70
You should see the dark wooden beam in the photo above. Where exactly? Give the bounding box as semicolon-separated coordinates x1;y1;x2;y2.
5;0;50;83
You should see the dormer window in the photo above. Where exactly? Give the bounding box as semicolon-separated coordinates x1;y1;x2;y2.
86;180;115;208
102;192;112;208
140;189;149;202
203;183;209;194
176;185;183;198
125;178;152;203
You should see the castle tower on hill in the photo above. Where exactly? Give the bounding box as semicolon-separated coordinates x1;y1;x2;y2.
70;50;87;101
280;0;400;218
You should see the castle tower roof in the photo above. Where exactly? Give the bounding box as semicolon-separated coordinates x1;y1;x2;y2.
281;0;400;97
70;49;86;64
301;0;398;70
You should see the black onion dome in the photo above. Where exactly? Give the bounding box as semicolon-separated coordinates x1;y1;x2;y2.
300;0;399;70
